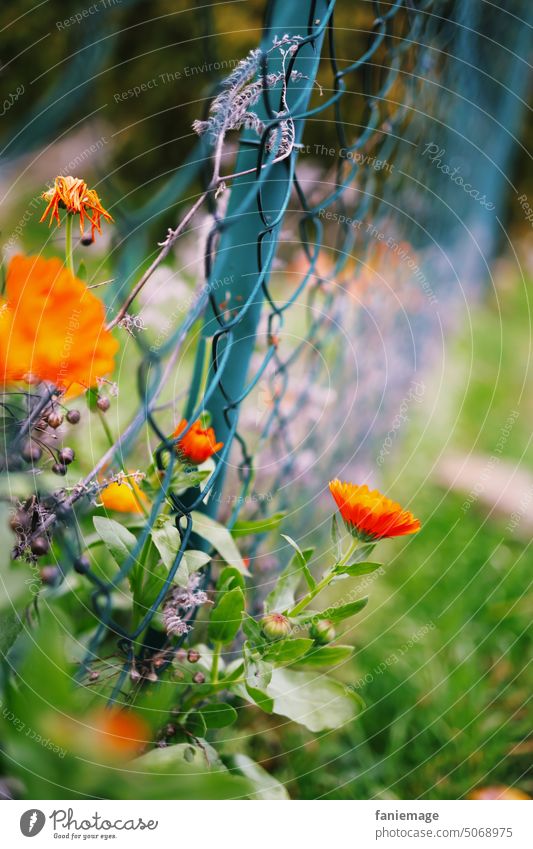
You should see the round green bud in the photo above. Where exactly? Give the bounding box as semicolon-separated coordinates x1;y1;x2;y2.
261;613;291;641
310;619;336;644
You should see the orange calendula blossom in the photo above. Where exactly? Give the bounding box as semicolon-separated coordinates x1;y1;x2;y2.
173;418;223;465
329;479;421;541
100;476;147;514
40;175;113;239
0;255;118;394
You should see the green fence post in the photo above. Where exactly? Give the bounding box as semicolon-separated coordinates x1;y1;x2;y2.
190;0;332;514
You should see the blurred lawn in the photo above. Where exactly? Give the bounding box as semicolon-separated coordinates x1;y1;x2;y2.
246;267;532;799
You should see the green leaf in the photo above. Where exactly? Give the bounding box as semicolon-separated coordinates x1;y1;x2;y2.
281;534;315;590
242;614;263;645
208;587;244;644
151;520;210;587
130;744;252;800
262;638;314;664
264;545;314;614
331;514;342;561
186;711;207;738
267;668;362;731
231;512;286;538
134;560;168;622
0;609;23;656
321;597;369;623
335;561;382;578
234;754;289;800
200;702;238;728
93;516;137;565
191;511;248;574
217;566;245;593
294;644;355;668
86;387;99;412
244;641;273;712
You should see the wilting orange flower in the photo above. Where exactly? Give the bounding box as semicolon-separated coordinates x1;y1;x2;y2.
329;479;421;540
0;255;118;394
40;175;113;239
173;418;223;465
100;476;147;513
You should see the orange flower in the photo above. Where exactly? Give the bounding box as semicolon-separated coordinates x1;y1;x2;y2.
40;175;113;239
100;476;147;513
88;708;148;757
45;707;149;761
0;255;118;394
173;418;223;465
329;479;421;541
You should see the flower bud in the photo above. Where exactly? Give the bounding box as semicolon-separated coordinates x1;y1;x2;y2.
97;396;110;412
261;613;291;641
52;462;68;476
187;649;200;663
66;409;81;424
193;671;205;684
310;619;336;644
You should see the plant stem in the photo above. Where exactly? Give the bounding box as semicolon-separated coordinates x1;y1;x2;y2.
98;408;114;449
211;642;222;684
287;538;359;618
287;573;332;618
65;214;74;273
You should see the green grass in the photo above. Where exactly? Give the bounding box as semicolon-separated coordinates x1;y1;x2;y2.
248;270;533;799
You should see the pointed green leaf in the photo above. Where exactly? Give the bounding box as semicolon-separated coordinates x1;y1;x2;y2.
281;534;315;590
93;516;137;565
335;561;382;578
331;514;342;561
234;754;289;800
264;546;314;614
244;641;274;712
294;644;354;668
321;596;369;623
208;587;244;644
262;638;314;664
191;511;248;574
231;512;286;538
267;668;362;731
200;702;238;728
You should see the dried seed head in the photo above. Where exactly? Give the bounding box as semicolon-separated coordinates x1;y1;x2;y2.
40;565;59;584
21;441;42;463
30;535;50;556
187;649;200;663
58;447;75;465
66;409;81;424
51;462;68;476
9;510;28;532
96;396;110;412
47;411;63;429
192;672;205;684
